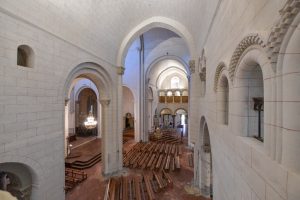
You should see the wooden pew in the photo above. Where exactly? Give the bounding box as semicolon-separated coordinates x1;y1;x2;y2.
143;174;155;200
162;170;173;188
134;176;142;200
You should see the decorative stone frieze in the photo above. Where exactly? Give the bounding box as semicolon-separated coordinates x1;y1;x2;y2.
214;62;226;92
267;0;300;66
189;60;196;74
228;34;265;82
117;66;125;75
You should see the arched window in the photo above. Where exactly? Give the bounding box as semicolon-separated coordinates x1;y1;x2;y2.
171;76;180;89
17;45;34;68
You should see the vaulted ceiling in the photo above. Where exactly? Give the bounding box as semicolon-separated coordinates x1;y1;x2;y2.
0;0;220;65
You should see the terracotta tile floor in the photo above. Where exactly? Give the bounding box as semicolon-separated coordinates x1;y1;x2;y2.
65;138;211;200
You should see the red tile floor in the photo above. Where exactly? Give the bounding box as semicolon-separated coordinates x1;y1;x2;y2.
65;138;211;200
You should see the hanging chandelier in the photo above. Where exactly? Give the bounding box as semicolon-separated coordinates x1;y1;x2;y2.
84;106;97;129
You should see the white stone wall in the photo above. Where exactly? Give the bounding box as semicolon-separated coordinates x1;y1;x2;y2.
0;10;120;199
0;1;299;200
189;0;300;200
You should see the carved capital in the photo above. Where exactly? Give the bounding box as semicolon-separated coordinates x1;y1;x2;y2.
189;60;196;74
100;99;110;106
64;98;70;106
117;66;125;75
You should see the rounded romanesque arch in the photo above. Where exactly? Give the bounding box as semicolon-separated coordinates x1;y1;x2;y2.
160;108;173;115
228;34;266;82
63;62;121;175
117;16;196;66
0;156;44;200
214;62;227;92
195;116;213;198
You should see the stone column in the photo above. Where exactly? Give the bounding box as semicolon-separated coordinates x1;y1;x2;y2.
117;66;125;170
64;98;70;158
180;90;183;103
172;90;175;103
148;99;153;132
99;98;113;175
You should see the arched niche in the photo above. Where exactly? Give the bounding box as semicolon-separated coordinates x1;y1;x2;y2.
0;162;33;200
17;44;34;68
232;47;272;147
217;74;229;125
234;52;265;141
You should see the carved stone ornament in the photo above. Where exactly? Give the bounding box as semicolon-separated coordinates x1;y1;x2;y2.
199;67;206;81
189;60;195;74
117;66;125;75
228;34;265;82
267;0;300;67
214;62;226;92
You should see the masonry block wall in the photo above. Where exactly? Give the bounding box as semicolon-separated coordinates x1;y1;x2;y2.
0;10;120;200
189;0;300;200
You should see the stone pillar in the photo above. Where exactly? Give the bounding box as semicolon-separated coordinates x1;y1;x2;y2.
180;90;183;103
64;98;69;158
148;99;153;132
172;90;175;103
117;66;125;170
99;98;116;175
97;100;101;138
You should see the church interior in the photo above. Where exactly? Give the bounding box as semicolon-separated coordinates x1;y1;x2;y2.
0;0;299;200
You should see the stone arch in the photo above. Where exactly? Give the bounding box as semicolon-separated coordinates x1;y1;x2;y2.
63;62;120;175
267;0;300;69
75;82;99;101
233;47;272;146
117;16;196;66
196;116;213;198
276;9;300;173
160;108;173;115
229;34;266;82
214;62;227;92
145;55;190;79
217;74;229;125
0;156;45;200
174;108;188;114
64;62;112;100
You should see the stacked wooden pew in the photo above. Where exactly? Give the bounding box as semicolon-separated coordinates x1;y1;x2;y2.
149;132;180;144
65;168;87;192
123;141;181;172
104;171;173;200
